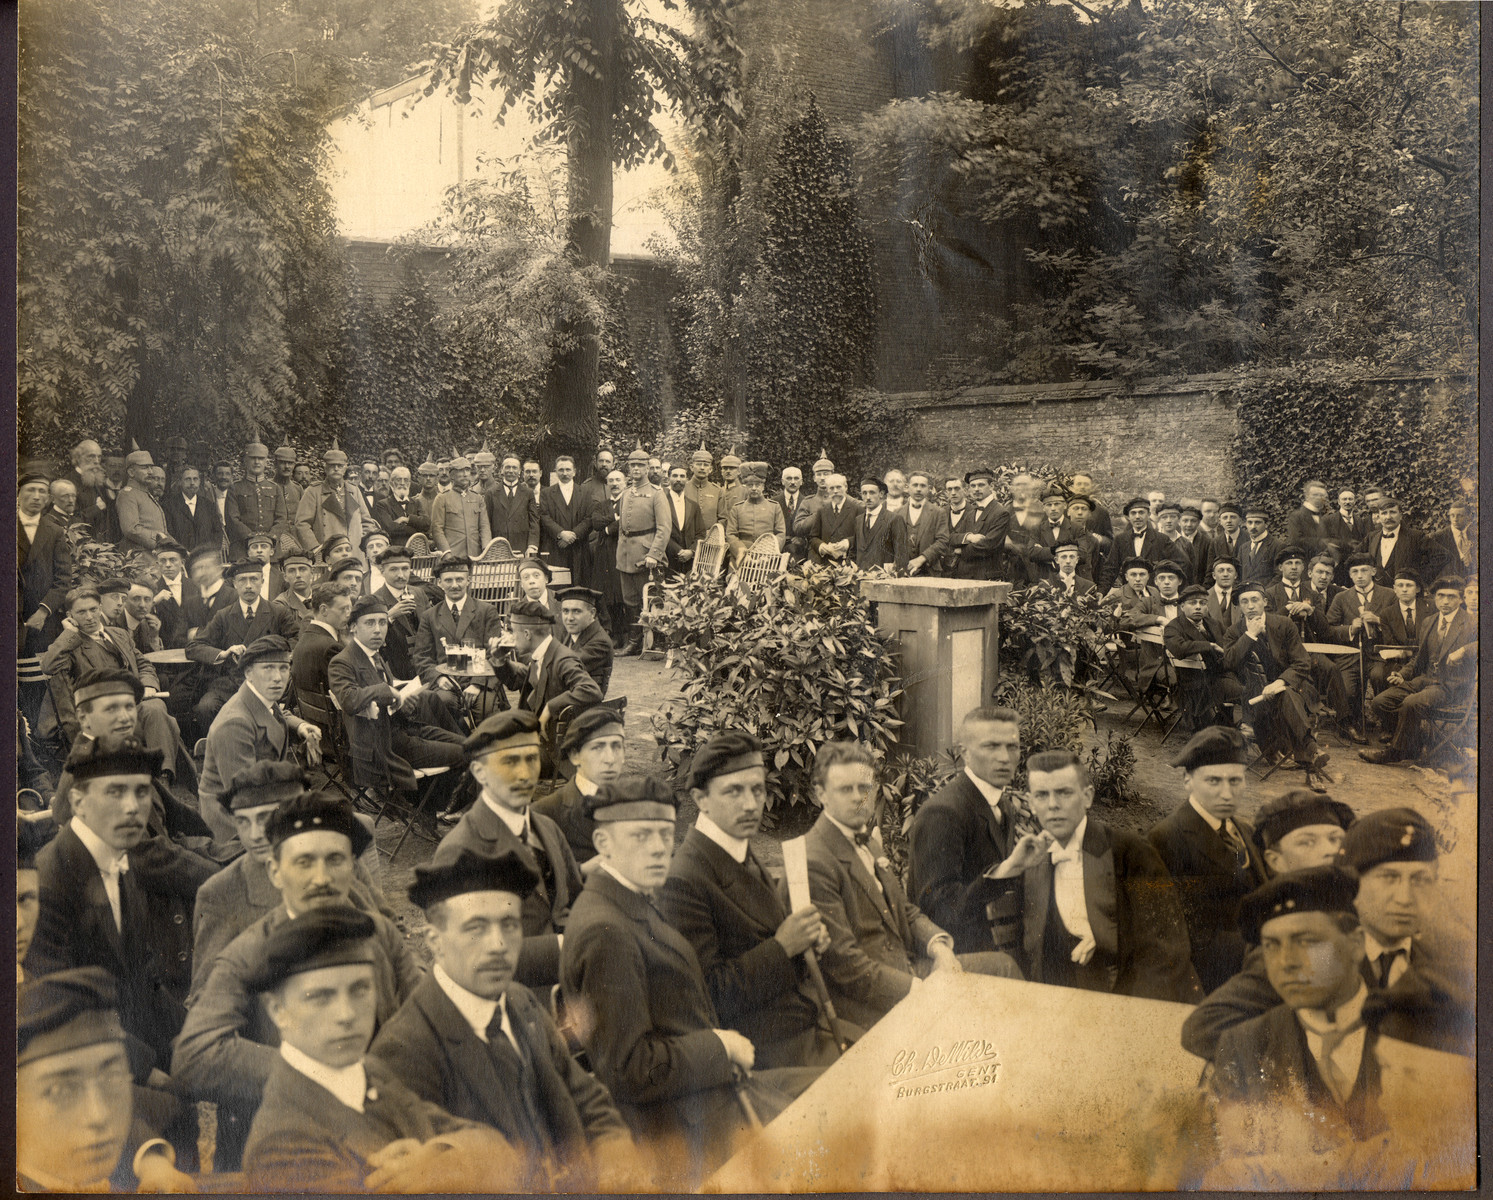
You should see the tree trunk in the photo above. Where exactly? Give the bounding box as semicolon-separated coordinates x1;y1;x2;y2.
540;0;616;478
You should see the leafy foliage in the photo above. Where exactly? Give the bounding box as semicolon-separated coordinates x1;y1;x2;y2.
648;562;905;810
1000;585;1112;689
1230;367;1475;529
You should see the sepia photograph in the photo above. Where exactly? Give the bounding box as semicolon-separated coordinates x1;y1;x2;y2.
13;0;1480;1191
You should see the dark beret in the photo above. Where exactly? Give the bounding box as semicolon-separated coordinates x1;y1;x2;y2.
688;730;765;792
18;472;50;489
73;667;144;706
1122;496;1151;514
1343;552;1375;570
18;968;126;1068
1051;540;1081;555
408;847;540;911
560;704;625;757
186;544;223;567
1362;975;1474;1057
1342;807;1437;873
18;818;49;870
264;791;372;858
1392;568;1421;587
516;557;552;581
1235;581;1269;600
1065;494;1093;510
242;905;377;995
1151;560;1186;580
1244;503;1270;518
860;477;887;495
464;709;541;761
361;528;390;550
154;538;188;558
1428;575;1465;595
222;559;264;582
224;760;309;813
97;576;131;595
1171;725;1249;771
1238;866;1359;945
375;545;413;566
246;530;276;548
348;594;389;624
1156;501;1181;515
1274;545;1308;566
584;776;678;823
64;736;162;784
553;585;602;608
1251;788;1355;852
240;635;293;669
1210;555;1240;574
1179;505;1202;519
1118;556;1152;578
963;468;995;484
277;547;314;567
326;556;364;578
508;599;554;626
435;552;472;575
1217;502;1243;517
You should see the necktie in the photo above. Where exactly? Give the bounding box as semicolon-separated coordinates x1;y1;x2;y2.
1313;1017;1364;1105
1220;590;1230;611
1438;619;1450;641
1220;820;1249;868
524;822;556;899
1403;607;1414;631
103;856;129;932
1287;587;1297;602
245;604;257;623
745;850;777;895
1376;947;1405;989
450;603;460;624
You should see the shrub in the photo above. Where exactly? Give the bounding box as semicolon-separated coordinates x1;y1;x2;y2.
647;562;904;810
1000;584;1113;689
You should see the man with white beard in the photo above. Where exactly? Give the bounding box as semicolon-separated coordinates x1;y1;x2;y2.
372;466;431;550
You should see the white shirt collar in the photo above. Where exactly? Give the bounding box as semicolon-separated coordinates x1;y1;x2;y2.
182;493;197;511
1187;795;1225;832
574;772;600;796
1051;815;1088;857
18;508;39;532
598;859;648;895
695;812;749;863
481;790;529;838
432;963;511;1045
1381;527;1399;540
1364;931;1412;960
865;504;883;522
70;816;128;875
352;636;380;661
244;679;279;712
530;634;553;672
310;619;341;640
1297;980;1368;1032
279;1041;369;1113
825;811;875;851
963;766;1004;811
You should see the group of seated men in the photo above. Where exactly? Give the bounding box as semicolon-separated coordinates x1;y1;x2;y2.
17;675;1474;1191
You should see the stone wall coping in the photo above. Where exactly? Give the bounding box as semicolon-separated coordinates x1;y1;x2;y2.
861;578;1011;608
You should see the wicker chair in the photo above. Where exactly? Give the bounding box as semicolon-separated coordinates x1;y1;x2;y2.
730;534;789;594
405;532;438;582
472;538;520;610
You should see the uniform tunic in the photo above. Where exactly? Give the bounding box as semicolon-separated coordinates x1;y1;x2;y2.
725;497;786;559
430;487;491;557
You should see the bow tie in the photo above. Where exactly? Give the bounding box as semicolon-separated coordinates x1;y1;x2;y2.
1049;843;1081;865
102;856;129;880
852;827;873;847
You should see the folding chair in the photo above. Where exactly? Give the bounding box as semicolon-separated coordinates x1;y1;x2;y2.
1162;653;1207;744
1423;678;1476;773
296;689;374;812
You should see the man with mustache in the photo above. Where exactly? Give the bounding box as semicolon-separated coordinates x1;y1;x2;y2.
369;465;430;551
372;849;640;1192
273;438;302;513
116;446;172;551
295;442;364;554
172;791;421;1172
64;436;120;541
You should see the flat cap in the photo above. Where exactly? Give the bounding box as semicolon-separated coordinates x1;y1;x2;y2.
464;710;541;761
1243;503;1270;517
243;905;377;995
1156;500;1181;515
240;635;293;669
1238;866;1359;945
1392;568;1421;588
584;776;677;824
516;557;552;581
1274;545;1307;566
154;538;188;558
508;599;554;626
361;528;390;551
223;559;264;582
277;547;314;567
1171;725;1248;772
18;472;50;489
1065;494;1093;510
265;791;372;857
1342;807;1437;873
688;730;766;792
1210;555;1240;574
408;847;540;911
73;668;144;706
348;594;389;624
97;576;131;596
1252;788;1355;851
64;737;161;784
18;968;127;1068
434;552;472;575
1151;560;1186;580
739;462;768;482
860;476;887;495
225;760;310;813
560;704;625;757
1051;540;1081;555
553;584;601;608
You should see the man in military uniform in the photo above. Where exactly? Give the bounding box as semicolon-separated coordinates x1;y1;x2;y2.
117;446;171;551
683;442;725;528
615;445;670;656
718;446;745;515
227;436;290;560
273;438;301;514
724;462;786;564
472;441;497;490
431;454;492;558
295;441;363;554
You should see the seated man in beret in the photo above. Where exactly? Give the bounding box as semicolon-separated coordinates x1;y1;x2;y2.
270;547;317;637
198;635;325;850
18;968;194;1193
328;594;466;812
173;792;421;1172
1182;805;1470;1065
1360;575;1476;766
1222;581;1331;790
532;705;626;866
805;742;1020;1030
555;584;614;697
186;558;302;730
373;849;643;1192
243;906;507;1193
657;731;844;1071
192;761;393;996
1266;543;1357;741
1146;727;1268;994
411;551;507;722
435;711;584;990
1208;867;1386;1174
1165;583;1243;733
492;599;604;746
562;777;821;1188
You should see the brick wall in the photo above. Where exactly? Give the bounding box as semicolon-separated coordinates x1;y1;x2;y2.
864;375;1242;512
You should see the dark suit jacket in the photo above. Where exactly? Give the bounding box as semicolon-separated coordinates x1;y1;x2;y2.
1170;533;1213;588
1018;818;1201;1003
198;683;294;842
560;870;739;1164
1430;526;1475;577
1405;607;1476;690
38;624;161;741
663;489;708;574
1366;525;1432;586
435;799;584;989
1380;596;1434;647
1235;534;1282;588
327;639;443;791
163;492;225;555
371;493;431;549
539;483;590;569
372;583;429;680
1325;584;1396;646
27;824;186;1067
1164;611;1229;672
290;621;341;706
371;976;631;1191
152;577;204;648
901;502;951;575
186;599;302;678
18;515;73;648
854;507;909;573
564;620;614;696
1102;526;1181;592
1285;506;1334;558
805;814;945;1028
906;773;1022;959
952;500;1013;580
411;595;505;684
807;498;865;565
244;1054;476;1193
1212;1003;1385;1142
495;637;604;721
776;491;811;561
1263;581;1330;641
1221;612;1314;694
1146;800;1268;993
531;778;600;865
485;483;542;553
656;828;822;1068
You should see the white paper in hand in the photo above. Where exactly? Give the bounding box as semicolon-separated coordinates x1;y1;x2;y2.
396;676;425;703
781;836;812;913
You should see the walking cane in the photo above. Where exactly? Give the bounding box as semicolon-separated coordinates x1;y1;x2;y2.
781;837;852;1057
1357;626;1370;742
731;1066;763;1130
802;947;852;1055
